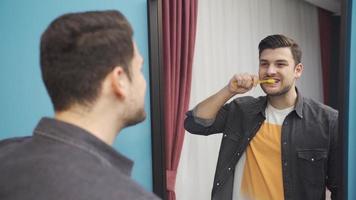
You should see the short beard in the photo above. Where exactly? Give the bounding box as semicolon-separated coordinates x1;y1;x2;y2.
124;108;146;128
262;84;293;97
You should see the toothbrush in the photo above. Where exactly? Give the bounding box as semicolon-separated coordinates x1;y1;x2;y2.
257;79;276;84
232;78;276;86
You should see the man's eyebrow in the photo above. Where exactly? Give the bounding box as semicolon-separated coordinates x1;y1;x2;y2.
275;59;288;63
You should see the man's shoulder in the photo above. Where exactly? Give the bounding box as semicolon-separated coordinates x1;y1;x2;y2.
53;169;160;200
0;171;159;200
53;166;160;200
232;95;265;105
0;136;33;159
302;97;338;119
229;95;266;112
92;173;160;200
0;136;32;147
0;139;159;200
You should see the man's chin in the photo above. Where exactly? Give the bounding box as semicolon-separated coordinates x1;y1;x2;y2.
262;85;292;97
124;111;146;128
262;87;279;95
266;91;284;96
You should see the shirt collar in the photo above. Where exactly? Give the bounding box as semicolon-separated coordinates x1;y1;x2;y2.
33;117;134;175
294;88;304;118
258;87;304;118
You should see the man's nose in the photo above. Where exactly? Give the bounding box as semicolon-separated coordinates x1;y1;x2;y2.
266;65;277;75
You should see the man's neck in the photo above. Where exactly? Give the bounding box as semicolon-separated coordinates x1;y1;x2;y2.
54;107;122;146
267;87;297;110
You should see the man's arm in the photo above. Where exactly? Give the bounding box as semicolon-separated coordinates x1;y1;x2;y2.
184;73;258;135
194;86;235;120
195;73;258;119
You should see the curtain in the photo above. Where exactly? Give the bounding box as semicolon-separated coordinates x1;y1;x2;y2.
176;0;323;199
318;7;340;108
162;0;198;199
318;8;333;104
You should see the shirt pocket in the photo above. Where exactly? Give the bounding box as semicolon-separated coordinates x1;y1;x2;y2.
296;149;327;185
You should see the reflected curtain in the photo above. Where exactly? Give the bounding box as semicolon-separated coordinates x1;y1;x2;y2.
318;7;340;108
162;0;198;199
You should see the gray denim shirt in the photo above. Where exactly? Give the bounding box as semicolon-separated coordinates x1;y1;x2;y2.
0;118;160;200
184;89;339;200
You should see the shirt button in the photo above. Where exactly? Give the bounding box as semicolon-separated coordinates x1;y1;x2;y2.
311;158;315;162
228;167;231;171
284;162;288;166
283;141;287;145
237;152;240;156
284;121;288;125
216;182;220;186
247;137;250;141
223;134;227;137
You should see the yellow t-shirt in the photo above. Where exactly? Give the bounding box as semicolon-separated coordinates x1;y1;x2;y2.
233;103;293;200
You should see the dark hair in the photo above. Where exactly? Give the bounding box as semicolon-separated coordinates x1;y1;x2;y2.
258;34;302;64
40;10;134;111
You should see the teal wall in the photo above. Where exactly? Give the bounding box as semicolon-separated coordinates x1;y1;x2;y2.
348;0;356;199
0;0;153;191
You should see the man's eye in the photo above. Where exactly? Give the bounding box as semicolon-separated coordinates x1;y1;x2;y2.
277;63;287;67
260;63;268;67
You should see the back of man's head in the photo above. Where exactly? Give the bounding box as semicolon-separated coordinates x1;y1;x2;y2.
258;34;302;65
40;10;134;111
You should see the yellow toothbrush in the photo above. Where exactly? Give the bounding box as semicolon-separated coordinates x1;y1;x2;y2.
258;79;276;84
232;78;276;86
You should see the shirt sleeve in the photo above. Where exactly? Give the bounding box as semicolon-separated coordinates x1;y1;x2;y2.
184;102;232;136
191;106;216;127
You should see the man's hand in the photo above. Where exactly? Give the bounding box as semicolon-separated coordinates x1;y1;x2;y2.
227;73;259;94
194;73;258;120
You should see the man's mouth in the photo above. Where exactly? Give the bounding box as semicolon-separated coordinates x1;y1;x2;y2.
272;79;280;83
263;77;280;84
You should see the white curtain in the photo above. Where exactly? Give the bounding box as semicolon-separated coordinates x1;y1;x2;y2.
176;0;323;199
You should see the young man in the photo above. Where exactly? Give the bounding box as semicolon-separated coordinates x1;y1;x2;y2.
0;10;159;200
185;35;339;200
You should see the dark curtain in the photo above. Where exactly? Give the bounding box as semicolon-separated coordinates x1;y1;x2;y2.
318;8;340;108
162;0;198;199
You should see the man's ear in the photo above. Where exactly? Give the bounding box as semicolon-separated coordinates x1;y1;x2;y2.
294;63;304;79
110;66;128;98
